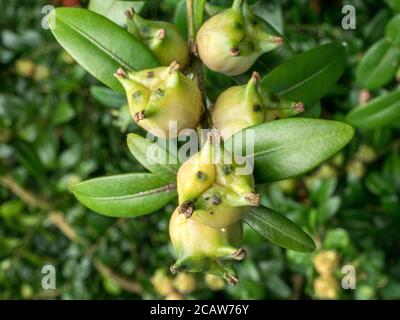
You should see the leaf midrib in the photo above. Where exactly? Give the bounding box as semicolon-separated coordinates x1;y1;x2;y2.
127;136;179;178
75;183;177;200
349;100;400;126
364;44;400;84
57;16;133;71
274;52;342;95
246;209;313;250
249;130;345;159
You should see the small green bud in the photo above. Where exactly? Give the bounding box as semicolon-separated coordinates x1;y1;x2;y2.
151;269;174;296
173;272;197;294
15;59;35;78
276;179;297;194
126;9;189;67
34;65;51;81
355;144;377;163
196;0;283;76
346;160;365;180
114;62;203;138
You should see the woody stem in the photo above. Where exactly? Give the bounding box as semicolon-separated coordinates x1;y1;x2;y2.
186;0;210;132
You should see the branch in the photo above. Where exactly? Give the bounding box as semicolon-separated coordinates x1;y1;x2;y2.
0;174;49;210
186;0;210;130
94;259;143;295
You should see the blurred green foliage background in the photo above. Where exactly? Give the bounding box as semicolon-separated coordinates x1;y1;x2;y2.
1;0;400;299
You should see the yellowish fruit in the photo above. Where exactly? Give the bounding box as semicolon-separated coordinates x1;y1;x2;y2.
151;269;174;296
314;275;339;300
205;273;226;291
313;250;339;276
126;9;188;67
173;272;197;294
176;131;259;228
169;208;245;284
115;62;203;138
212;72;264;140
196;0;282;76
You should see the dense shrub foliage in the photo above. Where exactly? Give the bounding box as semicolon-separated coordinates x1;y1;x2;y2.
1;0;399;299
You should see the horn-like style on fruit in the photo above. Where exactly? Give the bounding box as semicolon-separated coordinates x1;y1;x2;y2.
212;72;304;140
212;72;264;140
126;9;189;67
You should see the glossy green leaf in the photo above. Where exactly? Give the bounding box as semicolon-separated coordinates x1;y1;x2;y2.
194;0;206;31
245;206;316;252
90;86;126;108
386;14;400;47
173;0;188;39
365;171;396;196
71;173;177;217
88;0;145;26
50;8;159;92
260;42;346;103
346;89;400;128
363;9;391;45
356;39;400;89
126;133;180;183
228;118;354;183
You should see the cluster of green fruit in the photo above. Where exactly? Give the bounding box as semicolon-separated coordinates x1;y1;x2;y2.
113;0;294;283
114;0;303;141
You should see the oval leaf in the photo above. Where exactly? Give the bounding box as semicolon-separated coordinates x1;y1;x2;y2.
90;86;126;108
386;14;400;47
88;0;145;26
245;206;316;252
50;8;159;92
228;118;354;183
346;89;400;128
71;173;177;217
356;39;400;89
260;42;346;103
127;133;180;183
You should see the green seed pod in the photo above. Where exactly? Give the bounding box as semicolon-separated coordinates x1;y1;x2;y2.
177;139;215;206
114;62;203;138
192;185;250;228
169;208;245;284
212;72;304;140
196;0;283;76
212;72;264;140
215;154;257;204
126;9;188;67
176;131;259;227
